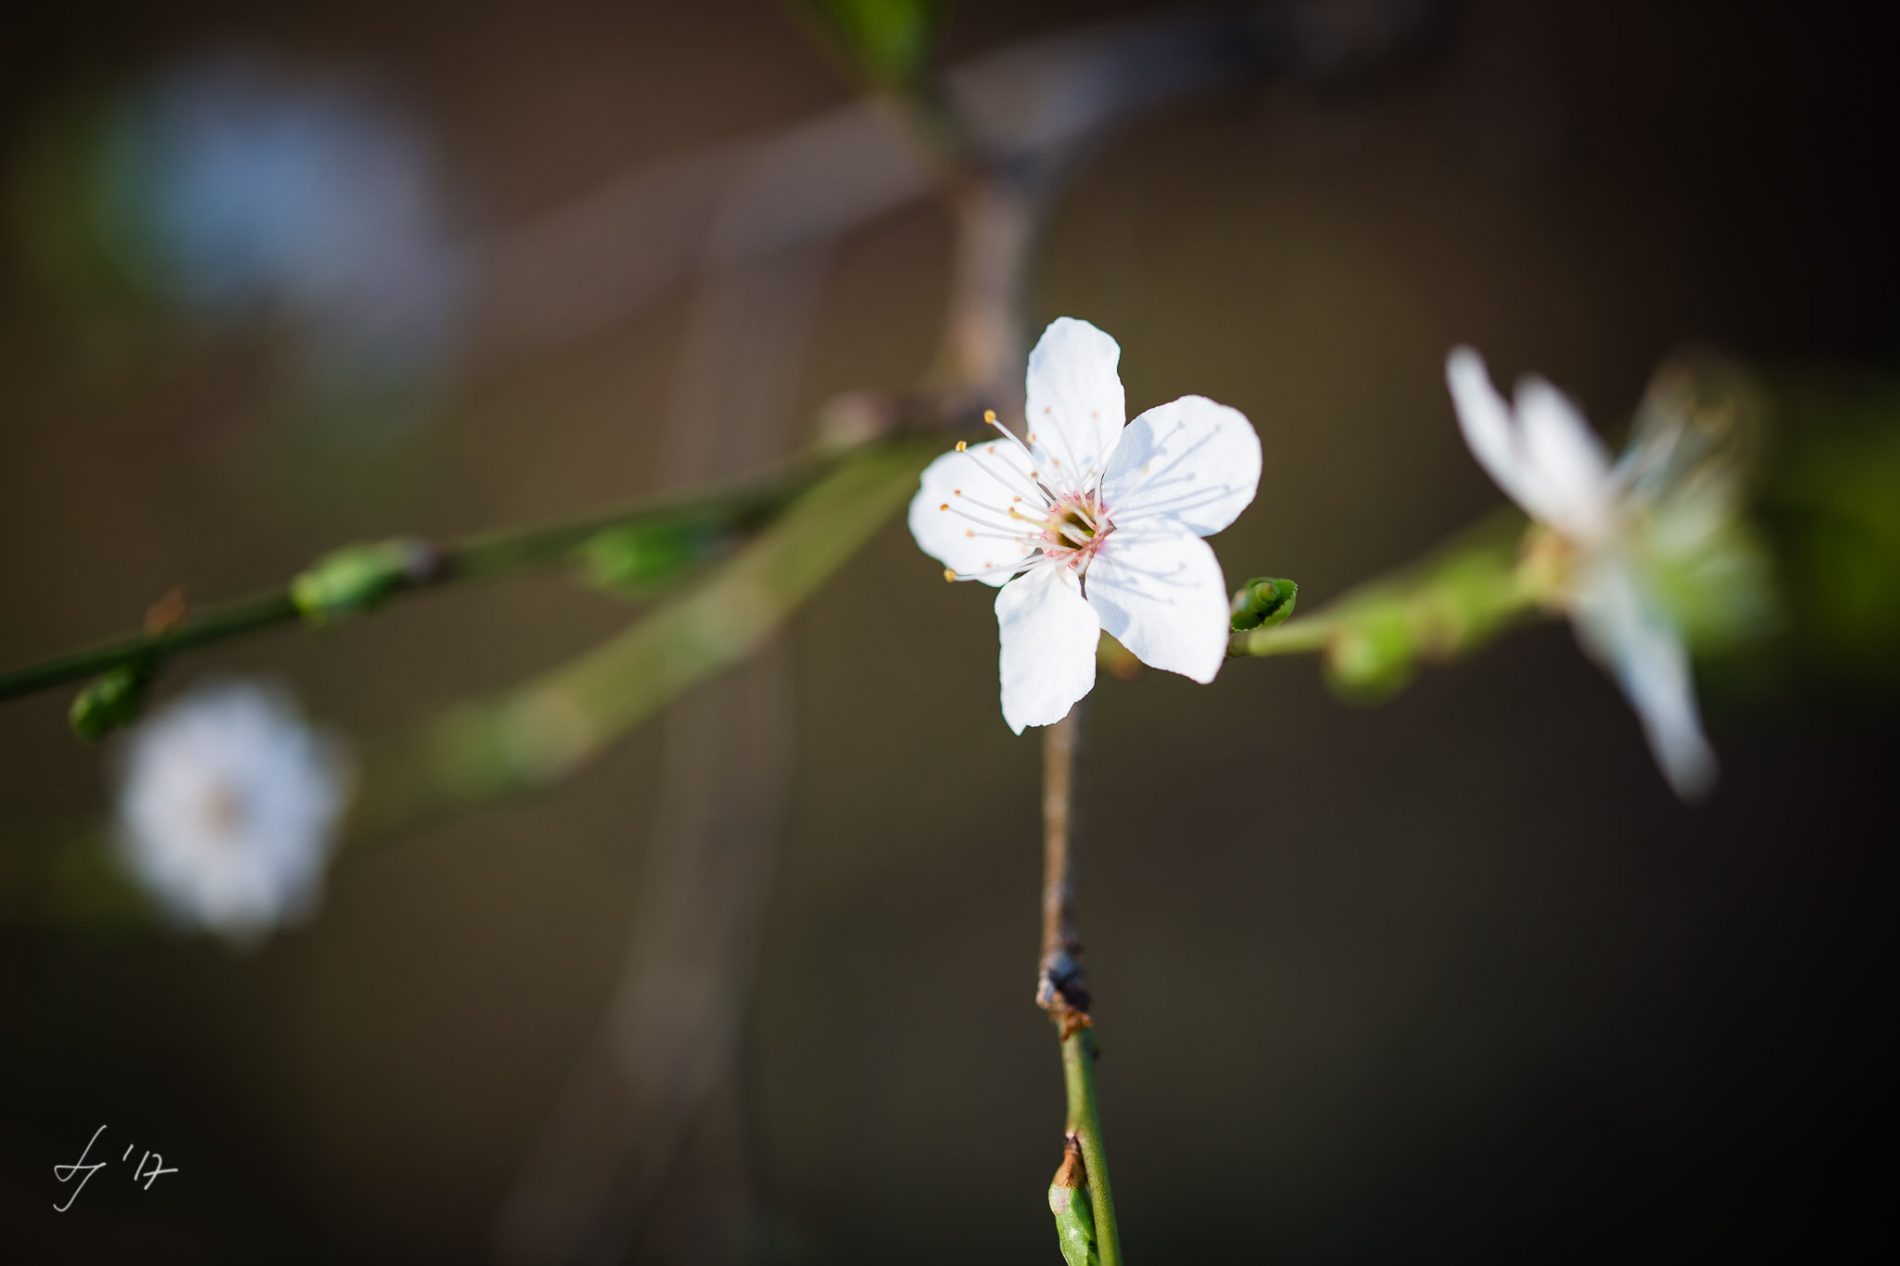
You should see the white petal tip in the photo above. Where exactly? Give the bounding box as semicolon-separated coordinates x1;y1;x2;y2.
1003;704;1072;736
1445;345;1493;396
1661;751;1718;803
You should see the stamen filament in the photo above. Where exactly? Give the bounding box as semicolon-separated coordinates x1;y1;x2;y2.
983;409;1066;502
948;553;1044;582
958;444;1050;508
943;500;1026;533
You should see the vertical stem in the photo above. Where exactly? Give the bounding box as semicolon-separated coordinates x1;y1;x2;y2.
1039;709;1123;1265
1040;710;1080;989
1062;1028;1119;1264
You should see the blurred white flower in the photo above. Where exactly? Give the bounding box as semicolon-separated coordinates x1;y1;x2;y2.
88;54;469;433
910;318;1261;733
1446;347;1739;799
114;679;352;944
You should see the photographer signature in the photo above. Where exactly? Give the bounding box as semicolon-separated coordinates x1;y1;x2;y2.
53;1125;178;1212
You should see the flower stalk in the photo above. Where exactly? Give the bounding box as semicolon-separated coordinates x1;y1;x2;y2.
1226;512;1542;699
1039;709;1123;1266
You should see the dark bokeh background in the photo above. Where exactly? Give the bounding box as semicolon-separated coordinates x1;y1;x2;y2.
2;1;1894;1261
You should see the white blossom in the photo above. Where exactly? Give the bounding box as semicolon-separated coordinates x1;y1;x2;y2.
910;318;1261;732
114;678;352;944
1446;347;1727;799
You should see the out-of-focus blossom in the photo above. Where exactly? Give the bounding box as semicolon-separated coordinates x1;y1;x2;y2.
124;55;463;336
910;318;1261;733
10;53;472;434
1447;348;1760;799
114;679;352;945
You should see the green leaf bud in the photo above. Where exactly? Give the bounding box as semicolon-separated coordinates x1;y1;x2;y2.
1230;576;1299;631
70;662;151;741
291;538;438;626
577;521;715;598
1047;1136;1100;1266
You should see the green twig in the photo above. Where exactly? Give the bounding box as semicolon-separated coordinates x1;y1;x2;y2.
1062;1027;1119;1265
0;454;844;706
1039;709;1123;1266
6;439;940;919
1226;511;1546;696
1227;611;1339;658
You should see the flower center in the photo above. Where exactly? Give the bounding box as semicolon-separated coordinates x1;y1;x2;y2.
935;408;1114;582
197;782;249;846
1058;507;1096;541
1040;493;1113;570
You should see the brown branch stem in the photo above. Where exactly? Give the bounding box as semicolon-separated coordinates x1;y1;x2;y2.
1037;708;1123;1264
1037;709;1089;1024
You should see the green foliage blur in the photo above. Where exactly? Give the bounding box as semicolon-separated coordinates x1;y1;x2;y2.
802;0;940;88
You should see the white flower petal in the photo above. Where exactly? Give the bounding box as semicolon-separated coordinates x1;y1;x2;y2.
114;679;350;943
1514;377;1615;542
995;565;1100;734
1447;347;1537;514
907;441;1041;586
1099;395;1261;537
1571;555;1717;800
1024;317;1126;487
1447;348;1616;541
1085;522;1231;683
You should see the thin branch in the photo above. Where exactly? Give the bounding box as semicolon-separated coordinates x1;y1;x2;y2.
1227;609;1348;659
0;590;303;706
0;453;844;706
1227;511;1545;665
1038;710;1087;1021
1062;1026;1120;1266
5;438;939;923
1038;708;1123;1266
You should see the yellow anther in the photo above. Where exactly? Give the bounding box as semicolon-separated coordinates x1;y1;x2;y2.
955;440;968;452
939;502;949;511
983;409;999;423
943;568;957;582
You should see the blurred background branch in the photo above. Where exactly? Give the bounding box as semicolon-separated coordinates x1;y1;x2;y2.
476;1;1438;355
0;453;845;711
357;437;940;833
494;240;834;1263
